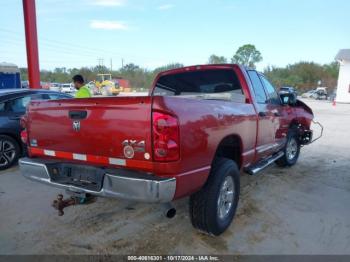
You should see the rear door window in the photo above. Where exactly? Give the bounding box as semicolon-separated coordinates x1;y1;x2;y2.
7;96;32;113
153;69;245;102
6;94;44;114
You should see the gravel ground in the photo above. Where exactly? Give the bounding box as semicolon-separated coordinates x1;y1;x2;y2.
0;99;349;255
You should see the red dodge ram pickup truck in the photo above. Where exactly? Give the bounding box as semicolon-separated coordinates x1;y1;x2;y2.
19;64;314;235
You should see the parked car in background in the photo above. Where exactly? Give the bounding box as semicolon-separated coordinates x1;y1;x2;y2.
0;89;72;170
301;88;328;100
49;83;62;92
314;87;328;100
279;87;297;96
21;81;29;89
61;83;75;93
301;90;317;98
40;82;51;90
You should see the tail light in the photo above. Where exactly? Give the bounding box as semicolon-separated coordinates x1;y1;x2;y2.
21;130;28;144
152;111;180;161
20;115;28;144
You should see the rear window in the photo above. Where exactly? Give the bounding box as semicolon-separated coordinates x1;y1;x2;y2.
153;69;245;102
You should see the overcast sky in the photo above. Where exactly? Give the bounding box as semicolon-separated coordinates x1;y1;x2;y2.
0;0;349;71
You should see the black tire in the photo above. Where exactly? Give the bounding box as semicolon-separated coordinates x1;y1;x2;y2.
189;158;240;236
275;128;300;167
0;135;21;171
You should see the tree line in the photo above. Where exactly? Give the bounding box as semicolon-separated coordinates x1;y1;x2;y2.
20;63;184;91
20;44;339;92
264;62;339;92
208;44;339;92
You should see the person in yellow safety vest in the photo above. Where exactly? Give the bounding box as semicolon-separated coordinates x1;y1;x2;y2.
72;75;92;98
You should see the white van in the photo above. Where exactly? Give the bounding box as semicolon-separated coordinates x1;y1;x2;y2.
61;83;74;93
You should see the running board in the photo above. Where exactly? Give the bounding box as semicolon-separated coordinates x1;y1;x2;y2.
245;151;284;175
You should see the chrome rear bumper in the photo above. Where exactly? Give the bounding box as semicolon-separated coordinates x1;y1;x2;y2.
19;157;176;203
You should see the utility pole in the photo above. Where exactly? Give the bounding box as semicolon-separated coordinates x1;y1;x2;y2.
110;58;113;72
23;0;40;88
97;58;104;73
98;58;104;66
121;58;124;69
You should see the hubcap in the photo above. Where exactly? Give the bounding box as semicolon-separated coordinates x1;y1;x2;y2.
286;137;298;160
217;176;235;220
0;139;16;167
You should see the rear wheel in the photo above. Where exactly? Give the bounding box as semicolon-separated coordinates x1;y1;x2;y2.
189;158;240;236
0;135;21;170
276;129;300;167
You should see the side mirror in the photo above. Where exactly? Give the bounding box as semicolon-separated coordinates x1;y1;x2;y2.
280;92;297;106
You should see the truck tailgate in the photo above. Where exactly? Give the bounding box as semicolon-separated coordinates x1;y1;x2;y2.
26;97;152;163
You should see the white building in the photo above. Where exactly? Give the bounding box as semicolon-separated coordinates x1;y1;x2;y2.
335;49;350;103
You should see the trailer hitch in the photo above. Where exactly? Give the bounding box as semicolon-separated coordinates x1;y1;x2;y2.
52;194;78;216
52;193;96;216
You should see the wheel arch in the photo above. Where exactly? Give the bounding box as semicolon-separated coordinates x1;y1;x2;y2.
213;134;243;169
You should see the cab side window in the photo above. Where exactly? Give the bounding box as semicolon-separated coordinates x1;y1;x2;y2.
247;71;267;104
260;75;280;104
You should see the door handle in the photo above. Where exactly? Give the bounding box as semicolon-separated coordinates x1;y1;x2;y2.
69;110;87;120
258;111;267;117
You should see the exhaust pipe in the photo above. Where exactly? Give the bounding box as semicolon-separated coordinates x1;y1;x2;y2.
162;203;176;219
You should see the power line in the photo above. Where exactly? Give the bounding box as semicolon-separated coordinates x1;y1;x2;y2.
0;28;122;56
0;30;152;70
0;36;116;59
0;27;175;70
0;38;113;62
0;27;153;61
